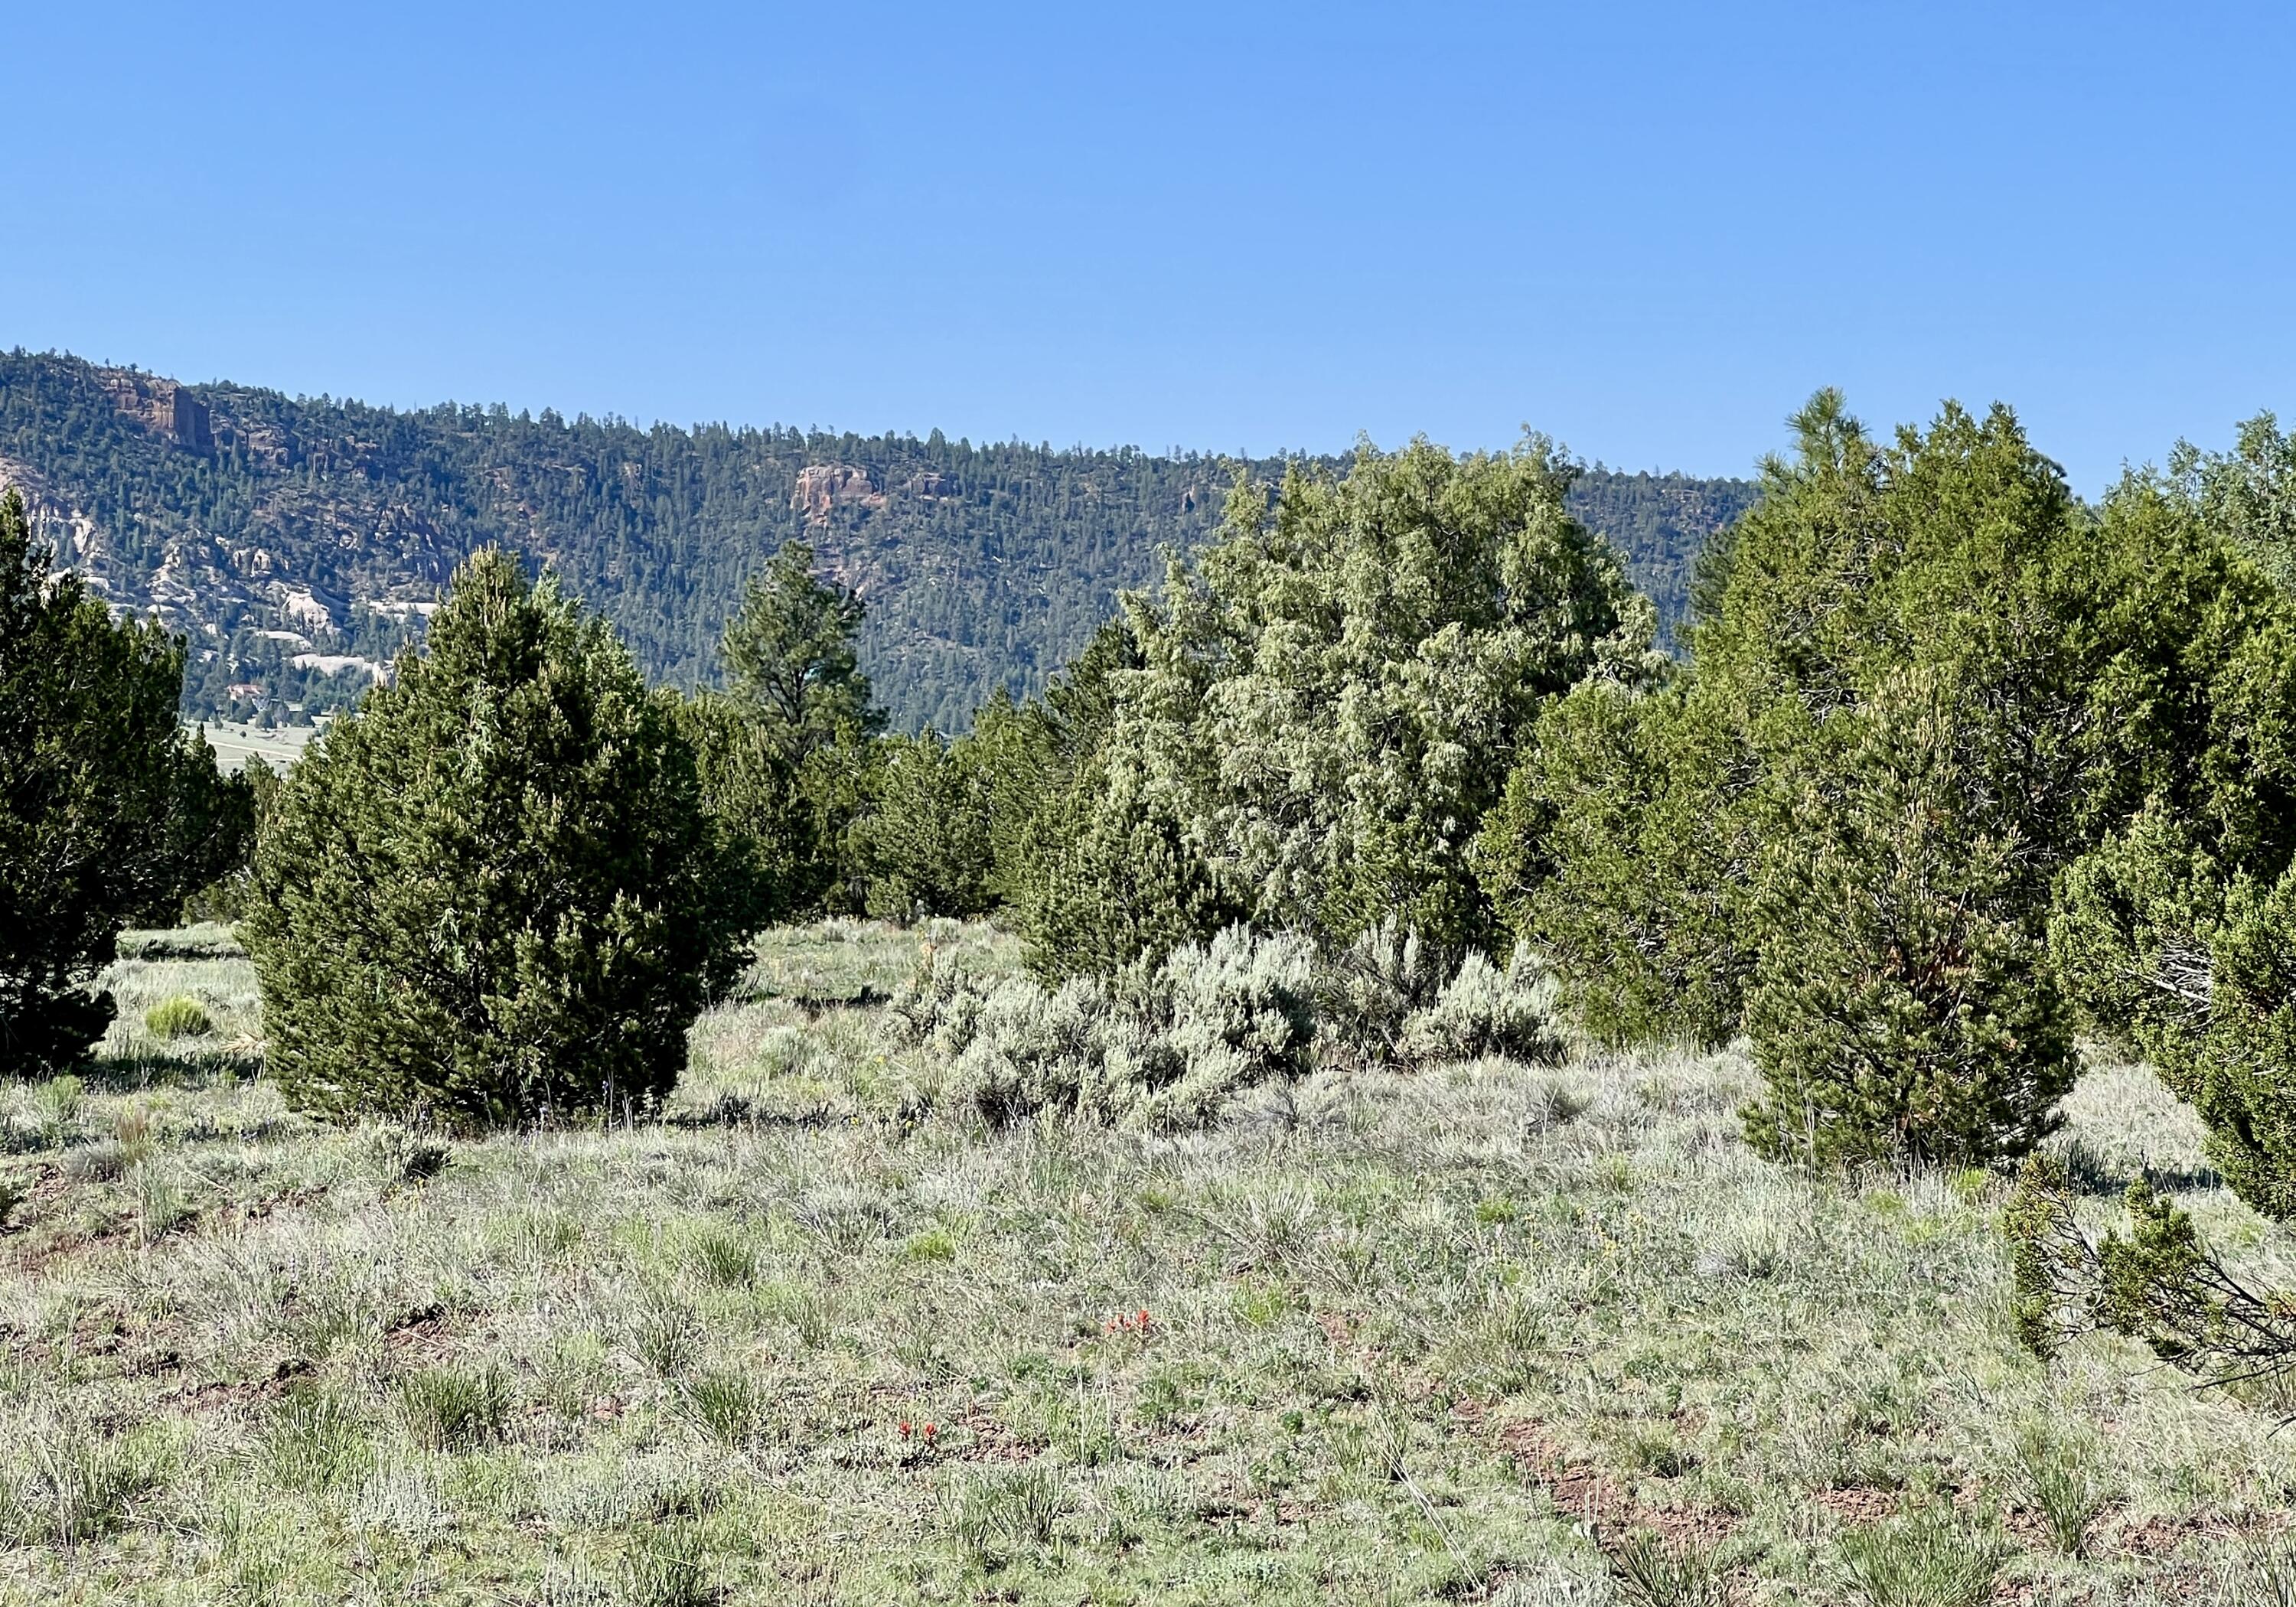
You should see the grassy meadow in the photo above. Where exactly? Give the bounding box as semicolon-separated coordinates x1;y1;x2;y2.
0;921;2290;1604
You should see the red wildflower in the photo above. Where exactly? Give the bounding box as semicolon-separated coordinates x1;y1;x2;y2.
922;1422;938;1439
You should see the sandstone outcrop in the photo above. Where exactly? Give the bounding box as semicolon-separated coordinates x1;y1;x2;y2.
96;368;212;452
794;464;884;519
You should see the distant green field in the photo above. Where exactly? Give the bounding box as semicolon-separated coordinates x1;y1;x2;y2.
191;720;315;774
0;921;2285;1601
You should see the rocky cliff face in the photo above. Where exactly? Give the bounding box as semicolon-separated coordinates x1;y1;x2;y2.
794;464;883;519
96;369;212;452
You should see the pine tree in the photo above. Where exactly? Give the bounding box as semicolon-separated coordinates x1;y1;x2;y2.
706;539;889;917
719;539;885;766
243;549;747;1127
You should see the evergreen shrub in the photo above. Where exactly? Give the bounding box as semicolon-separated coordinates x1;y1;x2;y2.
1007;438;1652;973
0;491;244;1071
243;549;748;1128
857;730;997;920
1741;673;2075;1168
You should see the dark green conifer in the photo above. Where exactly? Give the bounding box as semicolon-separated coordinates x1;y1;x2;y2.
0;489;231;1069
243;549;745;1126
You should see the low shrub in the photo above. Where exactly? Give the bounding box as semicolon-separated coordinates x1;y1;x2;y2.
2007;1153;2296;1397
892;925;1316;1130
1396;947;1562;1066
1311;918;1562;1069
1316;916;1451;1065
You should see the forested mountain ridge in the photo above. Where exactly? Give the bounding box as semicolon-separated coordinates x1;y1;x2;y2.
0;350;1755;730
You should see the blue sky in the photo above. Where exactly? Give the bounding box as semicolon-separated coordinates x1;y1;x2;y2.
7;2;2290;489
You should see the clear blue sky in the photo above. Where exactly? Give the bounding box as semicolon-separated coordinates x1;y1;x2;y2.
8;2;2290;490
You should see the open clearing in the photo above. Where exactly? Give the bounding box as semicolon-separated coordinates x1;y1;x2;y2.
188;723;315;776
0;922;2290;1604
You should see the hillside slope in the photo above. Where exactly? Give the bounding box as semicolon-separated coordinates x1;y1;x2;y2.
0;350;1754;730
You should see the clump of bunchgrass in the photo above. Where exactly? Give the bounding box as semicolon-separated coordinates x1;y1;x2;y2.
144;995;214;1040
129;1159;190;1244
2011;1422;2113;1558
942;1461;1067;1568
628;1291;701;1377
364;1124;450;1190
261;1387;375;1492
679;1371;769;1447
1834;1502;2007;1607
1606;1529;1736;1607
618;1525;710;1607
34;1074;80;1147
681;1222;756;1289
395;1363;513;1452
0;1420;173;1546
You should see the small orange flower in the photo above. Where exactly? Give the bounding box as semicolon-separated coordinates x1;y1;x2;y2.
922;1422;938;1439
899;1420;912;1437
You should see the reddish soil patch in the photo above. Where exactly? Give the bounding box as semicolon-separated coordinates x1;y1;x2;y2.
1457;1400;1741;1547
169;1354;315;1412
941;1409;1037;1463
1811;1485;1900;1524
383;1303;457;1364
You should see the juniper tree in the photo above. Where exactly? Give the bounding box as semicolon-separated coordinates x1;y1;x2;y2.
2047;540;2296;1218
1476;673;1756;1048
0;489;238;1069
856;729;998;920
1016;438;1652;973
1740;670;2075;1167
2001;430;2296;1398
243;549;747;1127
1486;393;2236;1162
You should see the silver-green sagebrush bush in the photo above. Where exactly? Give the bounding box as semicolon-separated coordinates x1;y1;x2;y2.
1317;916;1561;1069
892;925;1316;1129
893;922;1558;1129
1394;947;1562;1068
241;549;751;1128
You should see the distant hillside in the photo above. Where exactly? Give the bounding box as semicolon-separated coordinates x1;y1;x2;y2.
0;350;1755;731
